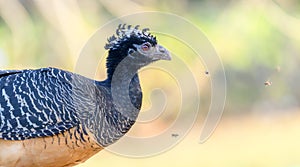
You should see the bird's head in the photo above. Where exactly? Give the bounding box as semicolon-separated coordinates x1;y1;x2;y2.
105;24;171;77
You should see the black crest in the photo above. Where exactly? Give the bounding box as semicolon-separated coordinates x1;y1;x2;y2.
104;24;157;50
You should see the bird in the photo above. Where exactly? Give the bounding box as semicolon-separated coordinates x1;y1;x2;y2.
0;24;171;167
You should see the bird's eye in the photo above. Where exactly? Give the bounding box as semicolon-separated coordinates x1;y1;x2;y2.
128;48;135;55
141;42;151;51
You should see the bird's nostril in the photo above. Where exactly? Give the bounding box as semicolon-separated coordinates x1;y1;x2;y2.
159;46;165;53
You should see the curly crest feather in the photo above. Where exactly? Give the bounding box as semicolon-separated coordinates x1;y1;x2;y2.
104;24;156;50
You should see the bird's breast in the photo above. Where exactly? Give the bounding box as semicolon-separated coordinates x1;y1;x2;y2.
0;127;102;167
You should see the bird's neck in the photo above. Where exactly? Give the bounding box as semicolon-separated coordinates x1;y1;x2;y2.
91;54;143;147
105;63;142;119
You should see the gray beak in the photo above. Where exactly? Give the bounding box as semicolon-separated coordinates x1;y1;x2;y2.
152;44;171;61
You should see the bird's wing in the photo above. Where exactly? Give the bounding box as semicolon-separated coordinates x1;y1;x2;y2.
0;67;97;140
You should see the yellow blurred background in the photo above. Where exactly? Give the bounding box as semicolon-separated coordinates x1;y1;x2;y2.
0;0;300;166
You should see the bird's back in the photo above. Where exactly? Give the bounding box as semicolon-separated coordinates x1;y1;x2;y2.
0;68;80;140
0;67;105;166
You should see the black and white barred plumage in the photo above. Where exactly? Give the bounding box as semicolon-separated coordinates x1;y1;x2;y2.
0;68;85;140
0;24;171;148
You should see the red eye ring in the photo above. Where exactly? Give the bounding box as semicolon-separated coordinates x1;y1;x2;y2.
141;42;151;51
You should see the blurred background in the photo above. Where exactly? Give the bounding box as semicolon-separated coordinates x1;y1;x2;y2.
0;0;300;166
